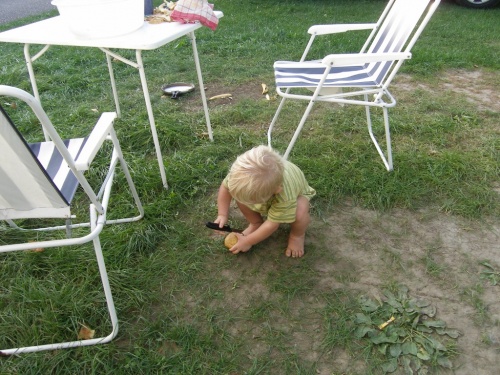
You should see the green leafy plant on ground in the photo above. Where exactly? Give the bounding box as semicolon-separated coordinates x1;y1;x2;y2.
480;261;500;286
352;285;460;374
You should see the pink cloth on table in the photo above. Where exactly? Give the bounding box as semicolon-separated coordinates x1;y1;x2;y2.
171;0;219;31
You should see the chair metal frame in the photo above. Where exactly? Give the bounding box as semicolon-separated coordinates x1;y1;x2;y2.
267;0;441;171
0;85;144;355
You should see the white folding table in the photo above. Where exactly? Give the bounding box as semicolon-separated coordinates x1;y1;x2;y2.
0;12;223;188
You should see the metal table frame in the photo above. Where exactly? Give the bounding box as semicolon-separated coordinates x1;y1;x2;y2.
0;12;223;188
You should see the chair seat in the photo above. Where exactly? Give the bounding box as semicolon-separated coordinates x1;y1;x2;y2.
274;60;387;88
29;138;88;204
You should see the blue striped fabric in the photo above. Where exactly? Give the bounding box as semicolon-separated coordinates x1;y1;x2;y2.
274;62;381;88
29;138;88;204
274;0;431;89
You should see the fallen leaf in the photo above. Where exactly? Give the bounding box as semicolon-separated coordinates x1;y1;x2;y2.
261;83;268;95
208;93;232;100
78;325;95;340
197;132;210;139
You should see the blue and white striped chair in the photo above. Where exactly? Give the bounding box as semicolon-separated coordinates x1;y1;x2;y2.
0;85;144;355
268;0;441;170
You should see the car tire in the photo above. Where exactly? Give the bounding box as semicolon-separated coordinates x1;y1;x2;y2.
454;0;500;8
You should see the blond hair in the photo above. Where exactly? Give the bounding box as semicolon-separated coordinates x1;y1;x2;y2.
227;145;284;205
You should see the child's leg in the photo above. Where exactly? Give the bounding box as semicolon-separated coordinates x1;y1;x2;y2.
236;201;264;235
286;196;311;258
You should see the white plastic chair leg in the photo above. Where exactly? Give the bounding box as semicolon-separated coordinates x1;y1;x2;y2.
365;103;393;171
268;90;290;149
283;99;317;160
92;223;119;342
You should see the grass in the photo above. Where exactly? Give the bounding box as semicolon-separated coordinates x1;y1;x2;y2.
1;0;499;374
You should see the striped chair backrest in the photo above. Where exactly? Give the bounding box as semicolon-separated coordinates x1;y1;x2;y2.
28;137;86;205
365;0;434;84
0;105;71;220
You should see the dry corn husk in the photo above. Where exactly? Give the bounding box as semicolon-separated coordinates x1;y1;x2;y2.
146;0;176;24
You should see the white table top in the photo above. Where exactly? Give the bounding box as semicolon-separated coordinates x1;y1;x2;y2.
0;11;223;50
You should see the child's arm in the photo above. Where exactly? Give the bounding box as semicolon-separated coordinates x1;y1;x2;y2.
214;182;231;228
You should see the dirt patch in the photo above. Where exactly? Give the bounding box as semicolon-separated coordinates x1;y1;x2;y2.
394;69;500;112
311;204;499;374
180;81;270;111
214;201;500;374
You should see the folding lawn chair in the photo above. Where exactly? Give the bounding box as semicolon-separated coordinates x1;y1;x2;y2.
0;85;144;355
267;0;441;171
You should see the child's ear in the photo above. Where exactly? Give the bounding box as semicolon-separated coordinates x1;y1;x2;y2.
275;186;283;194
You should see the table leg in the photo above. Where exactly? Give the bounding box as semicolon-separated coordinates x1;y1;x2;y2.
24;44;40;102
104;52;121;118
188;31;213;141
135;50;168;189
24;43;51;141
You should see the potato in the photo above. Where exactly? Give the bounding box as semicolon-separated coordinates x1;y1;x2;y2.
224;232;238;249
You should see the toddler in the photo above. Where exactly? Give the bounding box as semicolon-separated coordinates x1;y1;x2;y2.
214;145;315;258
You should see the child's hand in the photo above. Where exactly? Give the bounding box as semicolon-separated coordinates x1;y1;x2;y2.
229;233;252;254
214;215;228;229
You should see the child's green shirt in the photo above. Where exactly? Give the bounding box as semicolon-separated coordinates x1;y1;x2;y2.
223;160;315;223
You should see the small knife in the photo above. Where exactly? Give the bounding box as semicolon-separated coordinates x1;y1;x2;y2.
205;222;243;233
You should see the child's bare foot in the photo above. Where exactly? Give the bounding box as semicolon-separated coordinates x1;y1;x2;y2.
243;222;263;236
285;234;305;258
